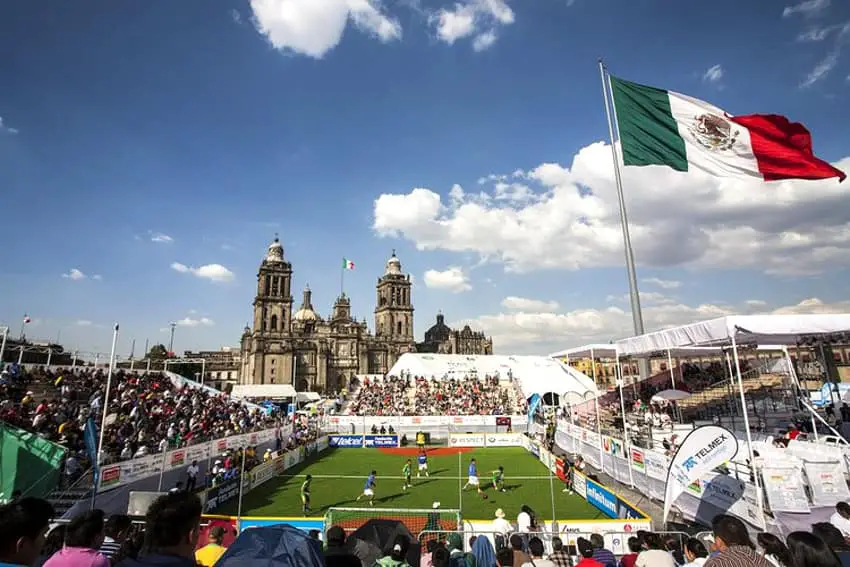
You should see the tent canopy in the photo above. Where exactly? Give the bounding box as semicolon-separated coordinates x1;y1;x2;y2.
387;353;598;400
231;384;297;400
296;392;320;403
616;314;850;357
548;344;617;359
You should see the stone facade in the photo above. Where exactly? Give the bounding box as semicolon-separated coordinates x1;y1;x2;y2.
239;238;417;393
417;313;493;355
183;347;241;391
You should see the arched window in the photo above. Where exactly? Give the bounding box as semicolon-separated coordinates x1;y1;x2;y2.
397;321;403;335
270;314;278;331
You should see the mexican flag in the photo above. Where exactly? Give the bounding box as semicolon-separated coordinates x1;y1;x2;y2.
342;258;355;270
609;76;845;182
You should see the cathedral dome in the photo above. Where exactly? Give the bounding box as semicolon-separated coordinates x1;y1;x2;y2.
384;250;402;275
293;285;319;321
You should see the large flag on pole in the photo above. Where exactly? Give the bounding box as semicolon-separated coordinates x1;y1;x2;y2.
609;75;846;182
662;425;738;523
84;417;99;483
342;258;355;270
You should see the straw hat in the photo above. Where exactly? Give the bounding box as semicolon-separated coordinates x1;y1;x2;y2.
432;502;441;509
494;508;506;518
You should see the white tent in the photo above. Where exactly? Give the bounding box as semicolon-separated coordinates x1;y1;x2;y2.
387;353;598;399
548;344;617;359
231;384;297;399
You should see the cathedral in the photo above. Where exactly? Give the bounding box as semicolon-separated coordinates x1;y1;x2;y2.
239;236;420;393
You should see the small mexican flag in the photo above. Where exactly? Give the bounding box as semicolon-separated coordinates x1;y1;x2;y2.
609;75;845;182
342;258;355;270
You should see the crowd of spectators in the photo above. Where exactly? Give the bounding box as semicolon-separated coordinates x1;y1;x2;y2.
346;374;522;417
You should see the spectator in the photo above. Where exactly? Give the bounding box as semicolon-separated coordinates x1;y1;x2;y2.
492;510;512;552
38;527;68;567
618;537;641;567
43;510;109;567
589;535;615;567
520;538;554;567
118;491;202;567
681;539;708;567
375;535;411;567
510;535;529;567
185;462;199;492
756;533;792;567
548;538;571;567
704;515;772;567
664;536;684;566
194;527;227;567
575;538;602;567
323;525;360;567
832;503;850;539
636;533;675;567
472;536;496;567
168;482;183;495
786;532;842;567
496;548;513;567
811;523;850;567
98;515;132;560
433;547;451;567
516;507;533;535
0;497;55;567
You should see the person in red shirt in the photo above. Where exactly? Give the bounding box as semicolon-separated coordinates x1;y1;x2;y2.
619;537;641;567
576;538;604;567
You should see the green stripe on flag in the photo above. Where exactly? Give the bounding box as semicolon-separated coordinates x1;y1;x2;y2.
609;76;688;172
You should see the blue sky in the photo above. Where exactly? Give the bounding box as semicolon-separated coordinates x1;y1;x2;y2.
1;0;849;358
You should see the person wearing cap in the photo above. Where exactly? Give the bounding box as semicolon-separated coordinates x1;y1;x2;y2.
323;526;359;567
492;509;512;552
194;526;227;567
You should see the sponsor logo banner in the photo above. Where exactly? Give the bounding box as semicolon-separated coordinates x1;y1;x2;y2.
100;465;121;487
663;425;738;522
572;470;588;500
204;477;241;513
449;433;486;447
485;433;522;447
250;461;276;489
529;440;541;458
364;435;398;448
586;478;618;519
616;497;645;520
630;448;645;472
171;450;186;467
328;435;364;448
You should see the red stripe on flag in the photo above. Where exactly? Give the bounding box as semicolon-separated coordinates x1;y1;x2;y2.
729;114;846;182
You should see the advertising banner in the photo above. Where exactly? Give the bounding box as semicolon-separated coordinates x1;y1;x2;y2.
485;433;523;447
100;465;121;488
363;435;399;448
804;461;850;506
616;497;645;520
250;460;276;490
586;478;618;518
328;435;365;448
204;477;241;513
630;448;645;472
555;458;566;482
663;425;738;522
449;433;486;447
644;451;668;480
572;470;588;500
762;466;811;513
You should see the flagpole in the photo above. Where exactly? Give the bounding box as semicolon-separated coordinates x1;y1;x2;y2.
598;59;648;376
95;324;120;494
340;262;344;297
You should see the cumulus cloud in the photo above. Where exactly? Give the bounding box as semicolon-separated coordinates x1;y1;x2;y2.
150;232;174;243
170;262;234;282
643;278;681;290
62;268;87;280
75;320;93;327
783;0;830;18
702;64;724;83
430;0;514;51
0;117;18;135
501;296;560;311
175;316;215;327
373;141;850;276
423;267;472;292
453;297;850;355
249;0;401;59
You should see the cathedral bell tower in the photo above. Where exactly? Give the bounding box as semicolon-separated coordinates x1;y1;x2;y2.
253;235;294;336
374;250;414;343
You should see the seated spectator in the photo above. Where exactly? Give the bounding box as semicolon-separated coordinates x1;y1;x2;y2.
323;526;359;567
521;537;554;567
43;510;109;567
98;515;132;560
590;534;615;567
811;523;850;566
832;503;850;539
118;491;202;567
376;535;411;567
618;537;641;567
636;533;675;567
575;538;603;567
548;538;571;567
756;533;791;567
786;532;842;567
681;538;708;567
704;515;772;567
0;497;55;567
195;526;227;567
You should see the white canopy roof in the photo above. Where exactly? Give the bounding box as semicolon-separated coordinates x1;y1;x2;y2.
296;391;321;403
388;353;598;399
548;344;617;359
616;314;850;357
231;384;297;399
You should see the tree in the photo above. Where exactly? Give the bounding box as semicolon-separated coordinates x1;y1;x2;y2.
147;344;169;360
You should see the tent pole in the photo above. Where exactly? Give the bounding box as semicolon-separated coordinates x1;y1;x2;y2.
667;349;676;389
591;348;604;469
617;353;635;487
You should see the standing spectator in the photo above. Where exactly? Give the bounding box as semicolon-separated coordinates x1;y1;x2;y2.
472;536;496;567
786;532;842;567
433;548;451;567
704;516;772;567
521;538;554;567
194;527;227;567
636;534;675;567
491;510;512;552
0;497;54;567
323;526;360;567
510;535;530;567
547;538;571;567
590;535;615;567
811;523;850;567
574;539;603;567
98;516;132;561
185;462;199;493
756;533;792;567
43;510;109;567
832;503;850;539
681;539;708;567
619;537;641;567
117;491;202;567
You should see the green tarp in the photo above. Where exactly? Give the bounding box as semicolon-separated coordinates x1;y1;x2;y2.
0;422;66;501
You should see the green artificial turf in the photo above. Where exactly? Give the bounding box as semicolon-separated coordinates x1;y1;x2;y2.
216;447;606;522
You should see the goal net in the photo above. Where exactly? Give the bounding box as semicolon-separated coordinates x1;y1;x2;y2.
325;507;462;538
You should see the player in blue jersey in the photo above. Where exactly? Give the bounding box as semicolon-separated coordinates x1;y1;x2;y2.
356;470;377;506
462;458;483;494
417;449;430;477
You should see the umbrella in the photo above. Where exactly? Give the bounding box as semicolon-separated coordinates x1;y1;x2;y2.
651;389;692;402
216;524;324;567
346;519;421;567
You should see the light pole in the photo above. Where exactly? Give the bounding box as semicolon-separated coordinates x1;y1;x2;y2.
0;326;8;366
168;323;177;355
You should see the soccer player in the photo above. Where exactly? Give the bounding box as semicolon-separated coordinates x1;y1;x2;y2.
491;466;506;492
462;458;482;493
417;449;430;477
402;459;412;490
301;474;312;515
356;470;377;506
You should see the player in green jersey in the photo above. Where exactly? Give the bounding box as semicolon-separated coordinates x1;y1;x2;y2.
491;466;506;492
402;459;412;490
301;474;312;515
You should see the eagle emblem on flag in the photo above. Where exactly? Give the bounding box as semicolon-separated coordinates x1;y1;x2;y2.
688;113;739;151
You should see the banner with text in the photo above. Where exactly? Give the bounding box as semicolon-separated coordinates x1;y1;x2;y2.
449;433;486;447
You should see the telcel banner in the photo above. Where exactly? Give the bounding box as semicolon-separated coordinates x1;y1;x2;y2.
663;425;738;522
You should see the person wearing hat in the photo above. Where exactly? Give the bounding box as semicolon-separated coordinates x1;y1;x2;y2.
195;526;227;567
492;509;513;552
323;526;360;567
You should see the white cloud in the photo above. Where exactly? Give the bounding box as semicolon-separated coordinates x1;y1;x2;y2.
62;268;87;280
801;51;838;87
783;0;830;18
745;299;768;307
702;64;724;83
92;274;103;281
423;267;472;292
76;320;93;327
798;26;836;42
249;0;401;59
431;0;514;50
230;8;243;24
607;291;673;305
455;297;850;355
150;232;174;243
175;317;215;327
171;262;235;282
373;141;850;277
643;277;681;289
501;296;560;311
0;117;18;135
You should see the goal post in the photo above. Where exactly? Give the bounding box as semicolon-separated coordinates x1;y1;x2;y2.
324;507;462;537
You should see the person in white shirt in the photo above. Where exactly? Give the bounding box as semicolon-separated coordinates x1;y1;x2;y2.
681;538;708;567
831;502;850;538
186;460;200;492
517;506;532;533
492;509;513;551
521;537;556;567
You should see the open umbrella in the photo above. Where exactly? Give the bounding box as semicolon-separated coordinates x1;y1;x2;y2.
651;389;692;402
345;519;420;567
216;524;324;567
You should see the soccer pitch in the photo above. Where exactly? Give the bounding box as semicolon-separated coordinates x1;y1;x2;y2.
217;446;606;521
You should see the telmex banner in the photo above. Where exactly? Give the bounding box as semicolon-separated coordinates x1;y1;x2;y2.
663;425;738;522
328;434;400;448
